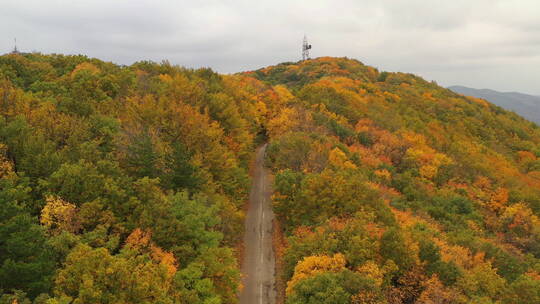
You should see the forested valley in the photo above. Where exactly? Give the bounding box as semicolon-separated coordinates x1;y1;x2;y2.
1;54;540;303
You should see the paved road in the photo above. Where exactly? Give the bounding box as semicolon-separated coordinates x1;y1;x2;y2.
239;144;276;304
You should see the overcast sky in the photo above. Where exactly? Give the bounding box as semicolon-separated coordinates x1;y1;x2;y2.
2;0;540;94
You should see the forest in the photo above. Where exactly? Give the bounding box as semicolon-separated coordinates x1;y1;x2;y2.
0;54;539;303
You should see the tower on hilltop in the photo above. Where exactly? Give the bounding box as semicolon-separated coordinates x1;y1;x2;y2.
302;35;312;61
12;38;19;54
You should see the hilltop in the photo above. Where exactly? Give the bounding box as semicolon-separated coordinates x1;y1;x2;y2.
0;54;539;303
251;57;540;303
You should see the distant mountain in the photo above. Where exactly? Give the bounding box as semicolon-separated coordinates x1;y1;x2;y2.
449;85;540;124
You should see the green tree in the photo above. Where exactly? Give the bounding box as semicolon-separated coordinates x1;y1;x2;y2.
0;178;54;297
162;142;203;191
287;270;383;304
380;227;413;273
503;274;540;304
52;243;177;304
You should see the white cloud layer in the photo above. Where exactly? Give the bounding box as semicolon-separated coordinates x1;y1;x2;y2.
2;0;540;94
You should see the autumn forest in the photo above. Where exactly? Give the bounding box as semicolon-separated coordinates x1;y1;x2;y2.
1;54;539;303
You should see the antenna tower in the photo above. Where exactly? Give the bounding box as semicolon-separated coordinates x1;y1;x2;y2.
12;38;19;54
302;35;312;61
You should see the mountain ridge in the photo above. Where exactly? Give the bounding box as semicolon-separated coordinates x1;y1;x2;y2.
449;85;540;124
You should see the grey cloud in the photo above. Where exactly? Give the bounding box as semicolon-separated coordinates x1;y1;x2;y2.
1;0;540;94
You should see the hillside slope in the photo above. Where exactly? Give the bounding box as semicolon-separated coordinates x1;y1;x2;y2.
249;57;540;303
449;85;540;125
0;54;539;303
0;53;264;303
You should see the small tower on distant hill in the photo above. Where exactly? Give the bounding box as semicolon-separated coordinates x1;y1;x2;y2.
302;35;312;61
11;38;19;54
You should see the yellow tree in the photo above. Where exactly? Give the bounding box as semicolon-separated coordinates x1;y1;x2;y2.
286;253;346;295
40;196;80;234
328;147;357;170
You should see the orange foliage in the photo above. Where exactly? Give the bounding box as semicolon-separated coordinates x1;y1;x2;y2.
125;228;178;276
70;62;100;78
466;96;490;107
0;144;14;178
417;275;462;304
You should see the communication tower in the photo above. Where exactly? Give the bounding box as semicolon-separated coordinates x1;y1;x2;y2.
302;35;312;61
12;38;19;54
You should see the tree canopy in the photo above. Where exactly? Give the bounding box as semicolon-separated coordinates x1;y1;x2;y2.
1;53;539;303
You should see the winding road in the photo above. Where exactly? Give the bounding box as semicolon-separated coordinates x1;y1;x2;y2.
239;144;276;304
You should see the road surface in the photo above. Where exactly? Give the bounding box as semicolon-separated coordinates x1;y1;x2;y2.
239;144;276;304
